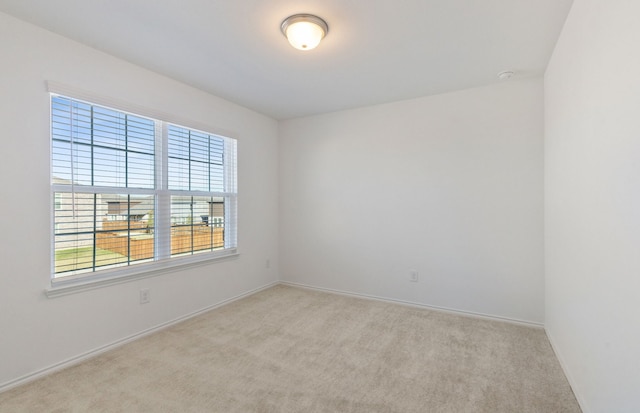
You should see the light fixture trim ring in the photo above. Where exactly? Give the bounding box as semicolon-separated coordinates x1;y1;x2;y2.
280;14;329;39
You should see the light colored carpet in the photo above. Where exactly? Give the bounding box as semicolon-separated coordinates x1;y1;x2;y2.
0;285;581;412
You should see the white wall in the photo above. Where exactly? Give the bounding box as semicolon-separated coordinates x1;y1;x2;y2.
545;0;640;411
279;78;544;323
0;12;279;388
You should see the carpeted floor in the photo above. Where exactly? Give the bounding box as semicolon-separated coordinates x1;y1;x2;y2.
0;285;581;412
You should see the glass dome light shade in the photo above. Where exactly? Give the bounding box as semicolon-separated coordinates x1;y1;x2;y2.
281;14;328;51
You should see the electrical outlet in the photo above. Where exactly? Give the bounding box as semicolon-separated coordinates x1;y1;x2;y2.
409;269;419;282
140;288;151;304
266;259;271;269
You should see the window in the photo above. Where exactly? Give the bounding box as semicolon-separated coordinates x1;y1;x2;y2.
51;95;237;281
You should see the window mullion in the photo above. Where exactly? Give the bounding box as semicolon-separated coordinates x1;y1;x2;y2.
93;194;97;272
188;130;192;191
90;106;96;272
127;194;132;266
90;105;94;187
155;121;171;260
125;114;129;189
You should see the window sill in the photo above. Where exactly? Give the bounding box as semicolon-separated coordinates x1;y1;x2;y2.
45;249;239;298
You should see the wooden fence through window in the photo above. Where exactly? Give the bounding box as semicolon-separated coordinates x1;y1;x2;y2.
96;220;224;260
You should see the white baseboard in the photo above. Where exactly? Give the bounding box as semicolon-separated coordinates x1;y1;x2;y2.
545;329;589;413
0;281;279;394
279;281;544;328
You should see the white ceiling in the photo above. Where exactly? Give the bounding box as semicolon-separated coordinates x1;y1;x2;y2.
0;0;573;120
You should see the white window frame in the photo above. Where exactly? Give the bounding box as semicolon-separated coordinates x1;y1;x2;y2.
47;83;238;297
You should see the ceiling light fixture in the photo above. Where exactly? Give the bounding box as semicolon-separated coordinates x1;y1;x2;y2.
281;14;328;51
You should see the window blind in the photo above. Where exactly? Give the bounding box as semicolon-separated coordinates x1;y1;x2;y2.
164;124;237;257
51;94;237;279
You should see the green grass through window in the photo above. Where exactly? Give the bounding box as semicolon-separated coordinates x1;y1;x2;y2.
55;246;128;274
